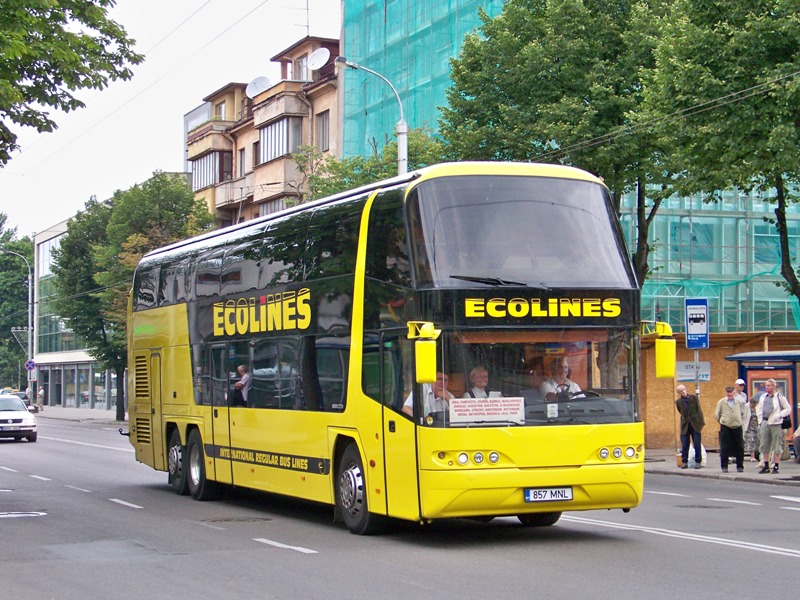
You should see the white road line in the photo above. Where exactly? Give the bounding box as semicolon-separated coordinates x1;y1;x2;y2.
1;466;19;472
706;497;761;506
0;489;12;492
253;538;318;554
771;495;800;504
30;475;52;481
645;491;691;497
563;515;800;558
65;485;92;493
185;519;226;531
109;498;143;509
780;506;800;512
40;436;134;452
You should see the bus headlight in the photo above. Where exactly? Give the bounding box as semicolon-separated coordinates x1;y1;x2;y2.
625;446;636;458
599;448;610;460
457;453;469;465
473;452;484;464
488;452;500;464
613;447;622;459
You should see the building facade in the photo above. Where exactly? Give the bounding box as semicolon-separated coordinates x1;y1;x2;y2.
185;37;340;228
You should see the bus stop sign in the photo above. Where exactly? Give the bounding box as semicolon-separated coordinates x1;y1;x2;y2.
685;298;709;349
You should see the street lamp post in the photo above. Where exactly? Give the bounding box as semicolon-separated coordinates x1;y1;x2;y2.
335;56;408;175
0;249;33;391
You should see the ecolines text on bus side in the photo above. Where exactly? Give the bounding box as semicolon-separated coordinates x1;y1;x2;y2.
212;288;312;337
465;297;622;319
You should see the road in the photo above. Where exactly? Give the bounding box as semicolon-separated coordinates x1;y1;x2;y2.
2;420;799;599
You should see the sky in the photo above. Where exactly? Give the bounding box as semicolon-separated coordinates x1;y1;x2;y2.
0;0;341;240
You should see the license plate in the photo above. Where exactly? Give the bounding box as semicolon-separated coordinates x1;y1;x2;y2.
0;426;20;431
524;487;573;502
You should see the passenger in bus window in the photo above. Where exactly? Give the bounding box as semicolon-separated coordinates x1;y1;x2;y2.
539;357;582;402
463;366;502;399
402;372;454;418
233;365;250;406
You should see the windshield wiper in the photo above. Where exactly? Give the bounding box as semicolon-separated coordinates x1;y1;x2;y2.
450;274;527;287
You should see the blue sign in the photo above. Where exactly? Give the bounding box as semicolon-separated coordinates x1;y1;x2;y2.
24;359;36;371
685;298;709;349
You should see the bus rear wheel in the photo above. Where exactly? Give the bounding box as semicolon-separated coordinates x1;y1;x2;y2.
517;511;562;527
336;444;382;535
168;429;189;495
187;429;218;501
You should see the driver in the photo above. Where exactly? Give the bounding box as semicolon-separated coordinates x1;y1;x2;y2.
539;356;582;402
402;371;454;417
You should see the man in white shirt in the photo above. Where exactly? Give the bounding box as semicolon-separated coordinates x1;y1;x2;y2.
539;356;582;401
402;371;454;418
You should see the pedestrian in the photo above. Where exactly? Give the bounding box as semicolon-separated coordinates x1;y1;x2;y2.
756;378;791;474
675;384;705;469
715;386;745;472
37;386;45;411
744;393;761;462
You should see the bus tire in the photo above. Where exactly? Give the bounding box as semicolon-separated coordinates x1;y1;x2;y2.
167;428;189;496
187;429;218;501
517;511;562;527
336;444;383;535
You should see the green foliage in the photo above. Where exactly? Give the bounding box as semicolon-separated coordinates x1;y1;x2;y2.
0;0;144;165
0;213;32;387
293;128;447;201
641;0;800;297
51;172;213;417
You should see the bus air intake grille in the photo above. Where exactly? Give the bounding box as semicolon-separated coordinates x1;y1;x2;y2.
135;417;152;444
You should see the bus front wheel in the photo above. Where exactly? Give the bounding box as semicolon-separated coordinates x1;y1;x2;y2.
187;429;218;501
336;444;382;535
168;429;189;495
517;511;562;527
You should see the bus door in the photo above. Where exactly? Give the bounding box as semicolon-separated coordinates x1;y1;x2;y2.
208;344;233;485
149;354;164;471
379;336;421;520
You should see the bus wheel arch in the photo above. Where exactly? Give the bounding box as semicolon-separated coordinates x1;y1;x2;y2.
186;428;218;501
167;425;189;496
335;441;383;535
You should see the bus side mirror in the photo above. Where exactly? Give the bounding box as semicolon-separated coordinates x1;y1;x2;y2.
655;338;676;379
415;340;437;383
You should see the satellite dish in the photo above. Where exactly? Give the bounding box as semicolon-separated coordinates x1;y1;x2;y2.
307;47;331;71
245;76;271;99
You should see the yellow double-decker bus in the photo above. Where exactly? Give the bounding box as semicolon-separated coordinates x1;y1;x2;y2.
127;162;674;534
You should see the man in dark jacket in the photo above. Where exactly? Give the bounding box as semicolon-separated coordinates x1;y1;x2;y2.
676;384;705;469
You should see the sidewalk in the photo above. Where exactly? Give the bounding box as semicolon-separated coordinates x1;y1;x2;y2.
35;405;126;424
645;447;800;487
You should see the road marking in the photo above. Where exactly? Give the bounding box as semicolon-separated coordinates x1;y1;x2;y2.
186;519;227;531
65;485;92;493
40;436;134;452
706;497;761;506
30;475;52;481
780;506;800;512
1;466;19;472
0;511;46;518
771;495;800;504
0;489;12;492
253;538;318;554
563;515;800;558
645;491;691;497
109;498;143;509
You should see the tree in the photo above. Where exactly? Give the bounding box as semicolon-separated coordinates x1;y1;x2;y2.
0;0;143;165
438;0;675;284
52;172;213;420
0;213;32;388
641;0;800;301
293;128;447;202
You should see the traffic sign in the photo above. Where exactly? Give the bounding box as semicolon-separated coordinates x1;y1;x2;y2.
685;298;709;349
24;359;36;371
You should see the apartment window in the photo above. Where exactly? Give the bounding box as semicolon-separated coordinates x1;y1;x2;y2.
215;101;226;120
191;151;233;191
294;55;308;82
259;198;286;217
259;117;303;164
316;111;330;151
253;141;261;167
238;148;246;177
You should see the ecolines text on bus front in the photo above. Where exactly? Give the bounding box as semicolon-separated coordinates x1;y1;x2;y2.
212;288;312;337
465;297;621;319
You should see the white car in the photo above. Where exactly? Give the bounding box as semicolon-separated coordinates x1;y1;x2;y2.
0;394;37;442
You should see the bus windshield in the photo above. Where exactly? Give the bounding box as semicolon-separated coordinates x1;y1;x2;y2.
408;328;638;428
409;175;634;289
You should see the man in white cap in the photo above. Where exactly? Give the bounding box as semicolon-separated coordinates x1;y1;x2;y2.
733;378;749;449
733;378;747;405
